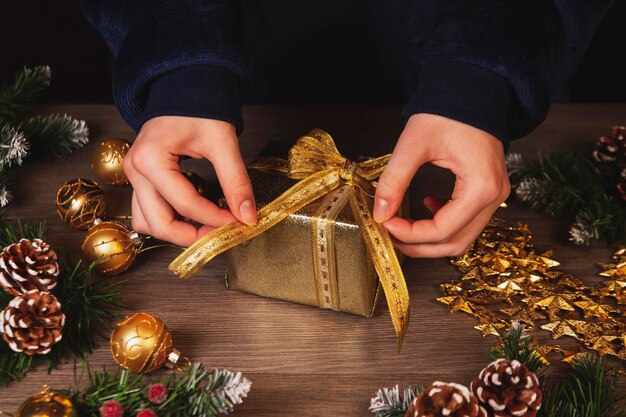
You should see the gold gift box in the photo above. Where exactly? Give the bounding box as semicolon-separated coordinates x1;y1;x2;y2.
223;143;406;317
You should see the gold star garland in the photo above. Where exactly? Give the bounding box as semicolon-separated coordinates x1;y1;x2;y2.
438;218;625;361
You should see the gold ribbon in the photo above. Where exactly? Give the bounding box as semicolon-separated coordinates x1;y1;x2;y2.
169;129;410;349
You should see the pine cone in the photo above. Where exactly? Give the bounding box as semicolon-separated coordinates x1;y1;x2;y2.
0;238;59;296
618;168;626;201
471;359;542;417
593;126;625;164
405;382;487;417
0;290;65;355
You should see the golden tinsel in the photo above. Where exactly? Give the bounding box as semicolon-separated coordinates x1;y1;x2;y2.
439;218;625;361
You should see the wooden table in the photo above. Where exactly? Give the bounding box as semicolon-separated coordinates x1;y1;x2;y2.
1;104;625;415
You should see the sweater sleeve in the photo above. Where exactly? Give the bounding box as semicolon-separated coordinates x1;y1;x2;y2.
80;0;247;133
404;0;614;147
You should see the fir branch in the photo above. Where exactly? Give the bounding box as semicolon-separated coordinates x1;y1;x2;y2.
21;113;89;158
538;354;625;417
0;124;29;170
370;384;421;417
44;259;122;370
62;362;251;417
491;322;545;375
509;152;626;244
0;66;51;123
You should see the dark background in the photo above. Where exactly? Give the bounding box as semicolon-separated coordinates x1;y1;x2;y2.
1;1;624;106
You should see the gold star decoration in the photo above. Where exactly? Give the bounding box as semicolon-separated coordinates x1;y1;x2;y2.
436;295;475;315
500;306;545;326
573;300;620;320
541;319;588;339
440;220;625;362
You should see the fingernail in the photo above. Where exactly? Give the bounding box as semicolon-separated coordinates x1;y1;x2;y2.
240;199;257;225
373;198;389;223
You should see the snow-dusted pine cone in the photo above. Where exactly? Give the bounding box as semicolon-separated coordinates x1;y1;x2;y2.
0;238;59;296
593;126;626;201
593;126;625;163
0;290;65;355
471;359;542;417
405;382;487;417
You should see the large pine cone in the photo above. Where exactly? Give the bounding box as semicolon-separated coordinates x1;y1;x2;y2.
0;290;65;355
0;238;59;296
593;126;625;163
405;382;487;417
593;126;626;200
471;359;542;417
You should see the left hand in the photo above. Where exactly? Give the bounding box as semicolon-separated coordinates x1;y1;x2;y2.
373;113;510;257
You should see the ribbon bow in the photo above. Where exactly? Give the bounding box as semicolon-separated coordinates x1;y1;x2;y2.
169;129;410;349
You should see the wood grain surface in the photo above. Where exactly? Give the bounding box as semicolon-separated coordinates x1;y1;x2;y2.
1;104;625;415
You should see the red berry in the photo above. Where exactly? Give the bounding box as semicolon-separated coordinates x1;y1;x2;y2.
147;383;169;404
137;409;158;417
99;400;124;417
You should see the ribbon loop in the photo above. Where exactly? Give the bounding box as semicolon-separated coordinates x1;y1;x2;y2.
170;129;410;349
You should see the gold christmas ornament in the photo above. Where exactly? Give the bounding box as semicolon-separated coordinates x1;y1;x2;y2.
15;387;77;417
82;221;141;275
56;178;105;229
110;312;184;373
183;170;207;196
91;138;130;185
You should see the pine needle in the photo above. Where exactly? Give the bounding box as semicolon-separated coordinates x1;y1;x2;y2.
0;66;51;123
21;113;89;158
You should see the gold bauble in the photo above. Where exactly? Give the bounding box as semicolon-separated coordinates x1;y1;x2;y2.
110;312;180;373
91;138;130;185
82;221;140;275
182;171;207;196
56;178;105;229
16;387;77;417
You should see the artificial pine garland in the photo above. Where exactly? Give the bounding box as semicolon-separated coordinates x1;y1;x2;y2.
506;127;626;245
0;218;120;385
0;66;89;206
56;361;251;417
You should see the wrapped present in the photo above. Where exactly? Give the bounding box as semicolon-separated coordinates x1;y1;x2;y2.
170;129;411;348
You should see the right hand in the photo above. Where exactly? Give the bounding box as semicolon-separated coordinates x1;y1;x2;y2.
123;116;257;247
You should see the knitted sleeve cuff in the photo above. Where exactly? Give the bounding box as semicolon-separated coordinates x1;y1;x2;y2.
403;61;512;148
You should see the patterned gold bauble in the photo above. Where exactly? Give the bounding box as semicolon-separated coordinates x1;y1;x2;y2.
56;178;105;229
15;387;77;417
183;171;207;196
110;312;182;373
81;221;141;275
91;138;130;185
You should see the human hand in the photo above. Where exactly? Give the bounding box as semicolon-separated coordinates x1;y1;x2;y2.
373;113;510;257
123;116;257;247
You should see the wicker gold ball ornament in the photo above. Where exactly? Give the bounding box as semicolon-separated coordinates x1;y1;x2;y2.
56;178;106;229
81;220;142;276
14;387;78;417
110;312;188;373
91;138;130;185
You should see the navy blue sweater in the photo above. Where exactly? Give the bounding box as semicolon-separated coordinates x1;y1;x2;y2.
81;0;612;147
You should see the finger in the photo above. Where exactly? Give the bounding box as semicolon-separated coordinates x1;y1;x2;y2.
208;136;257;226
131;171;204;247
373;135;429;223
130;192;149;234
133;148;236;228
382;173;506;244
423;195;444;215
392;202;499;258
